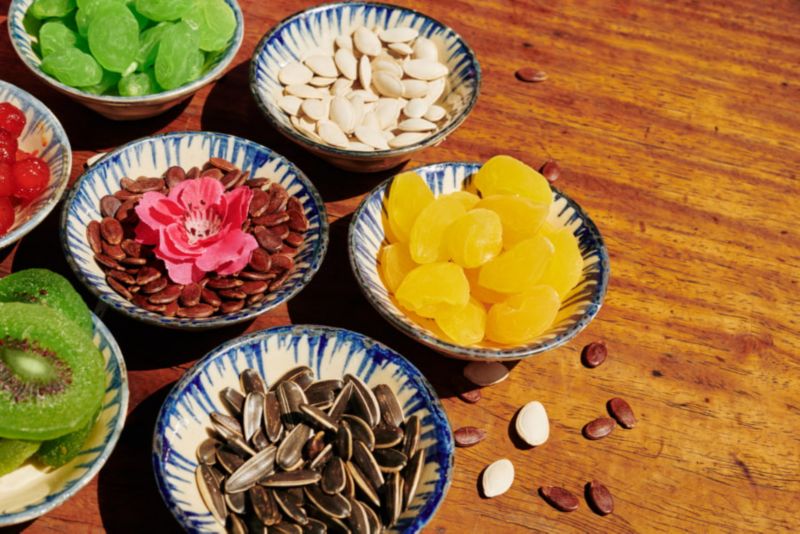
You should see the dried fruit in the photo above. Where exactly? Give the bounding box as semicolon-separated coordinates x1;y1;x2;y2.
395;262;469;318
444;208;503;268
485;286;560;345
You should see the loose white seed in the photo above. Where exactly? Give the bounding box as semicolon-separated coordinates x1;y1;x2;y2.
378;27;419;43
382;129;395;141
348;141;374;151
308;76;337;87
301;99;326;122
424;104;446;122
516;401;549;446
388;42;413;56
278;95;302;116
335;35;352;50
413;37;438;61
463;361;509;386
285;84;327;99
279;62;313;85
291;114;318;137
318;120;350;148
348;95;365;133
404;59;448;81
360;111;381;129
373;71;404;98
482;459;514;498
375;99;401;129
400;79;428;99
348;89;379;103
358;55;372;94
330;96;355;133
332;78;353;96
403;98;429;119
424;78;446;105
388;131;427;148
354;126;390;150
305;55;338;78
354;27;382;56
334;48;357;80
398;118;437;131
372;58;404;79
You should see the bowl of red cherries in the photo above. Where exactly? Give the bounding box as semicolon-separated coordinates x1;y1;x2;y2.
0;80;72;248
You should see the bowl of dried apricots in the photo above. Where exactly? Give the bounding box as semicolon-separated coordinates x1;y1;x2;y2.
348;156;610;361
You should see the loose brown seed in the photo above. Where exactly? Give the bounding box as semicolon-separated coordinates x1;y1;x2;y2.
180;283;202;307
253;212;290;227
221;300;245;314
288;210;309;232
583;417;616;440
247;177;270;189
142;277;168;294
95;253;121;270
272;224;290;240
539;486;579;512
266;184;289;213
107;276;132;299
107;270;135;285
113;189;141;201
165;166;186;188
149;285;182;304
100;217;123;245
120;239;142;258
607;398;636;429
120;256;147;266
269;272;290;292
249;248;272;272
255;226;283;252
219;289;247;300
163;300;179;317
241;281;268;295
177;304;216;318
129;177;164;193
454;426;486;447
271;254;294;271
101;241;125;261
185;166;200;179
209;157;237;172
582;341;607;368
515;67;548;82
221;170;242;189
201;288;222;307
115;199;138;224
207;278;243;289
200;168;224;180
136;266;161;285
458;388;482;404
284;232;304;248
100;195;121;218
250;189;269;217
240;271;275;281
540;160;561;183
587;480;614;515
86;221;103;254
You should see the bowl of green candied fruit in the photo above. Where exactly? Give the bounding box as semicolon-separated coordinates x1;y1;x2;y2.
7;0;244;120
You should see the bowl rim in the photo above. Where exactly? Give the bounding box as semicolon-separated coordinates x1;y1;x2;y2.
151;323;454;534
249;0;481;160
0;80;72;250
59;130;330;330
7;0;245;104
347;160;611;361
0;312;129;526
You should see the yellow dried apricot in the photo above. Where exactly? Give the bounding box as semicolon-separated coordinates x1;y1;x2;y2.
396;262;469;318
485;286;561;345
473;155;552;207
476;195;549;247
409;197;466;264
464;268;507;304
442;190;480;210
386;171;434;243
445;208;503;268
435;297;487;345
379;243;417;293
478;236;555;293
537;228;583;298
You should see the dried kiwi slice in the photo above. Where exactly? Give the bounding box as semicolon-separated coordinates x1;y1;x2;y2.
0;439;41;476
0;303;104;441
35;409;98;468
0;269;93;334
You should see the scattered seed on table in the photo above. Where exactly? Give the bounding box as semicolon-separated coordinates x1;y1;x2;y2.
515;67;548;82
582;341;608;368
582;417;616;440
539;486;579;512
607;397;637;429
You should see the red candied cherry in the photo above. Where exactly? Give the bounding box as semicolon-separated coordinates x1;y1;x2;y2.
0;197;14;235
12;157;50;201
15;149;35;161
0;103;26;138
0;162;15;197
0;129;17;164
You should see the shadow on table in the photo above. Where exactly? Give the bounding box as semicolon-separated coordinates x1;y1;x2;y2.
0;520;34;533
97;382;181;534
199;61;403;203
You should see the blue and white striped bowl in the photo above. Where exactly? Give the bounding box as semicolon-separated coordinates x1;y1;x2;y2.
153;325;453;533
0;80;71;250
61;131;329;330
0;312;129;526
250;2;481;172
7;0;244;120
349;161;611;361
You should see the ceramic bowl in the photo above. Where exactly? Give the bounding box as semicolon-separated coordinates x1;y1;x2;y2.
0;312;129;526
250;2;481;172
0;80;71;250
61;131;328;330
153;325;453;533
349;161;610;361
7;0;244;121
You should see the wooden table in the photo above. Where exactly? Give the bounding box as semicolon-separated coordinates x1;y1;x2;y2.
2;0;799;532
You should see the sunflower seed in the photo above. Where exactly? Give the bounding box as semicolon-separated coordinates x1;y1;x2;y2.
241;369;267;395
225;445;277;494
346;461;380;508
305;430;326;460
328;382;354;421
336;423;353;461
347;498;370;534
274;488;309;525
302;518;328;534
225;490;246;515
345;375;380;428
227;512;247;534
402;415;420;458
352;440;385;489
305;485;352;519
262;470;322;488
363;501;381;533
342;461;356;499
322;457;347;495
251;428;270;451
210;412;243;438
273;523;303;534
373;423;404;449
215;426;256;458
251;485;281;525
196;465;227;524
264;391;284;443
384;472;402;525
197;438;219;465
373;385;404;428
309;442;334;470
276;423;311;470
216;447;245;474
244;392;265;442
402;449;424;509
300;403;339;431
306;388;336;409
373;448;407;472
342;415;375;451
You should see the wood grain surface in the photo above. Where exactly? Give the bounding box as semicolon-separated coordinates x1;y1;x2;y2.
2;0;799;532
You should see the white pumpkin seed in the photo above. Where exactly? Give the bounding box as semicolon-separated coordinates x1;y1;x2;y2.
330;96;355;133
291;115;318;137
482;459;514;498
382;129;395;142
372;58;403;79
334;48;357;80
301;99;326;122
354;126;390;150
332;78;353;96
335;35;352;50
353;27;382;56
360;110;380;129
373;71;404;98
348;141;374;151
398;118;437;131
388;42;413;56
516;401;549;446
278;95;302;116
388;131;427;148
375;99;401;129
378;27;418;43
424;78;446;105
305;55;338;78
348;95;365;133
404;59;448;81
464;361;509;386
358;55;372;93
424;104;446;122
308;76;337;87
413;37;438;61
286;84;327;99
279;62;313;85
402;79;428;99
348;89;379;103
403;98;428;119
318;120;350;148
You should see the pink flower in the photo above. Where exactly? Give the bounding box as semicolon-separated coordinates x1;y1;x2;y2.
134;177;258;284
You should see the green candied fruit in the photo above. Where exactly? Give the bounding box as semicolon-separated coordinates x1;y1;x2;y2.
154;21;200;90
41;47;103;87
30;0;76;19
82;69;121;95
35;409;98;468
75;0;122;36
119;70;157;96
135;0;192;21
187;49;205;82
127;1;151;31
0;439;41;476
39;21;80;58
183;0;236;52
136;22;171;69
87;3;140;73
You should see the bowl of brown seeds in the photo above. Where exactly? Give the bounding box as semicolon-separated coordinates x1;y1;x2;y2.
153;325;454;533
61;131;328;330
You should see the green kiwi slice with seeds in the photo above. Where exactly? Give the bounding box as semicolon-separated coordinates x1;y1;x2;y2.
0;439;41;476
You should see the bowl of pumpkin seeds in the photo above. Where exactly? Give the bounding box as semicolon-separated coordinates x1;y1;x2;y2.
250;2;481;172
153;325;454;533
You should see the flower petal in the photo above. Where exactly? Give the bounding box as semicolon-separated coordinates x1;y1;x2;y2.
195;230;259;275
162;258;205;285
134;192;183;245
221;187;253;231
170;177;225;212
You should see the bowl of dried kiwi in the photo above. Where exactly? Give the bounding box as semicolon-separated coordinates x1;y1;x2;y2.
0;269;128;526
7;0;244;120
349;156;610;361
153;325;453;533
